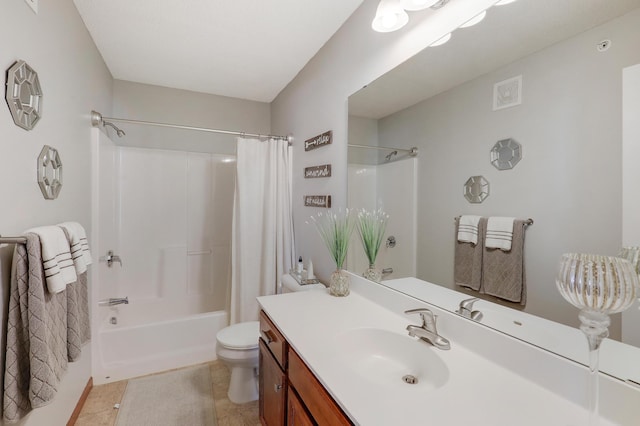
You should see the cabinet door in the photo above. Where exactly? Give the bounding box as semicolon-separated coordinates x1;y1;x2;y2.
259;339;286;426
287;389;315;426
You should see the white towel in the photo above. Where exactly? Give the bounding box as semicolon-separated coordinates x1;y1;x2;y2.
485;217;516;251
58;222;92;274
457;215;482;244
26;226;77;293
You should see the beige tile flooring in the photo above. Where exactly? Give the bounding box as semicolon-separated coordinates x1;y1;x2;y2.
75;361;259;426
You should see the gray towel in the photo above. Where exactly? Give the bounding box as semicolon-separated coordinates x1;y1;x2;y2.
61;227;91;361
482;219;527;305
454;217;487;291
3;233;69;422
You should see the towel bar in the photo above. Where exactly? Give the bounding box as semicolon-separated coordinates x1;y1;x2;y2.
454;217;533;226
0;235;27;244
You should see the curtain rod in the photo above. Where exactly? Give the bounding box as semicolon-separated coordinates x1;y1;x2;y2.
91;111;293;145
348;144;418;156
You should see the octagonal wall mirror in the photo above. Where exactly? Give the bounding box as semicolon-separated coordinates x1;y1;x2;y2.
463;176;489;203
5;60;43;131
37;145;63;200
490;138;522;170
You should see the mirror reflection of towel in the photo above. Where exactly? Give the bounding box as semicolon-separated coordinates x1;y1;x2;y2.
454;217;487;291
483;219;527;305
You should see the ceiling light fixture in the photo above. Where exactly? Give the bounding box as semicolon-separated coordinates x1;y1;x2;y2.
495;0;519;5
400;0;440;11
372;0;409;33
459;10;487;28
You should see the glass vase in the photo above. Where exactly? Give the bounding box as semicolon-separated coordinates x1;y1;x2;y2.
363;264;382;283
556;253;639;426
329;269;350;297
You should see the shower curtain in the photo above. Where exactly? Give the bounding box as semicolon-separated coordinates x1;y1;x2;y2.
230;137;295;323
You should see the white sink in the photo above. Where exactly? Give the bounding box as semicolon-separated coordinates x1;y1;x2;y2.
331;327;449;391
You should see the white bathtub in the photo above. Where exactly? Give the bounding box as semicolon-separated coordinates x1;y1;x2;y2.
92;309;228;385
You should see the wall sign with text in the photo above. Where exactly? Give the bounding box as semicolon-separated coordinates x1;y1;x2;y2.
304;164;331;178
304;195;332;208
304;130;332;151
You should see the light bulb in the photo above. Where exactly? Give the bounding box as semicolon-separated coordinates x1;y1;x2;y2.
401;0;439;11
460;10;486;28
372;0;409;33
430;32;451;47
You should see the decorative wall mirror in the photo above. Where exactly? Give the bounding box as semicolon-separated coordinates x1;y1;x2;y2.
463;176;489;203
37;145;63;200
5;60;43;131
490;138;522;170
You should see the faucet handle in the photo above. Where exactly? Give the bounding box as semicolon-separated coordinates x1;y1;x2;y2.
404;308;436;328
457;297;483;321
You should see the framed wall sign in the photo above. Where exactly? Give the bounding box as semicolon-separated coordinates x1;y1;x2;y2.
304;195;331;208
304;164;331;178
305;130;332;151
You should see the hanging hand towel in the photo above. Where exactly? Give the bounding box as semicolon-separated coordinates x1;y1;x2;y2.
454;217;487;291
457;215;482;244
26;226;77;293
485;217;516;251
58;222;92;274
482;219;527;305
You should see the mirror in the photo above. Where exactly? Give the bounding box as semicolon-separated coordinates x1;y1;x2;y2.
347;0;640;382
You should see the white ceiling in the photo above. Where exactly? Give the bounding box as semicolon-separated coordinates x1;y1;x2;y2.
73;0;363;103
349;0;640;119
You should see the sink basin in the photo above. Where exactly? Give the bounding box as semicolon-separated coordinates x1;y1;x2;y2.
332;328;449;391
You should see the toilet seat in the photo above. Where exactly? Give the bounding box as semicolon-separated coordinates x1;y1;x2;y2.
216;321;260;350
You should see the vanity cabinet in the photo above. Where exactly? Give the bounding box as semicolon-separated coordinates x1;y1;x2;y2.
259;310;352;426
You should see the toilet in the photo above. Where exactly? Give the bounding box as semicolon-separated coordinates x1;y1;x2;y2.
216;320;261;404
216;273;325;404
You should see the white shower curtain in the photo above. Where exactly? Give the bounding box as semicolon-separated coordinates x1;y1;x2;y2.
230;137;295;324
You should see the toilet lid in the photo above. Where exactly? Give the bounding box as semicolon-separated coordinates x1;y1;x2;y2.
217;321;260;350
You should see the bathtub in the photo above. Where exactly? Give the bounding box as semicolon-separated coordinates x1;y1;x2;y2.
92;308;228;385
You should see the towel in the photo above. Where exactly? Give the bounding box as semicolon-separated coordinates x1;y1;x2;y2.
482;219;527;305
57;222;92;274
26;226;77;293
454;217;487;291
485;217;516;251
59;226;92;361
457;215;482;244
3;233;69;422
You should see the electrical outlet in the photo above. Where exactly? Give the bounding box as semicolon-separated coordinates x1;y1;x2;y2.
23;0;38;14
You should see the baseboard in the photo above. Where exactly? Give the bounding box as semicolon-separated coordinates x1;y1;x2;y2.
67;377;93;426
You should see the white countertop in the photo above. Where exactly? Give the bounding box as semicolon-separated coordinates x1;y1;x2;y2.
258;286;620;426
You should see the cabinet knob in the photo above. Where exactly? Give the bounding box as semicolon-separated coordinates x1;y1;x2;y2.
274;383;283;392
261;329;275;344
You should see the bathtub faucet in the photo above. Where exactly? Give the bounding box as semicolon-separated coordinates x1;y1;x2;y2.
98;297;129;307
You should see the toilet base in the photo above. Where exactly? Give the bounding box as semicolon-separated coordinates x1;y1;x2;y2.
227;365;258;404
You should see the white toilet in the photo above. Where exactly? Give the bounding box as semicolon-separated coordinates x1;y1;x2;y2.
216;320;261;404
216;274;324;404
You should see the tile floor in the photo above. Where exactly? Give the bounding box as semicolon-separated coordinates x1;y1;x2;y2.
75;361;259;426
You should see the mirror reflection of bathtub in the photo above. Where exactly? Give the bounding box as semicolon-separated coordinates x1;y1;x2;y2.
90;128;233;384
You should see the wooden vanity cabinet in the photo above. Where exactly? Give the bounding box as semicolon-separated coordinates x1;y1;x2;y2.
259;310;352;426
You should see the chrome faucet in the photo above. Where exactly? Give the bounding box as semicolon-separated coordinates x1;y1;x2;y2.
456;297;483;321
98;297;129;307
404;308;450;350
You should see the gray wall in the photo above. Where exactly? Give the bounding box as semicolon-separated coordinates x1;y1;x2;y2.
0;0;113;424
376;9;640;335
112;80;271;155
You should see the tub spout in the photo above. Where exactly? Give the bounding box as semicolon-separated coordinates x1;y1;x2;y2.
99;297;129;307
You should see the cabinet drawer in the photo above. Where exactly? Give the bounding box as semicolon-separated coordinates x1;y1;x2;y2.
287;389;314;426
288;348;352;426
259;311;287;369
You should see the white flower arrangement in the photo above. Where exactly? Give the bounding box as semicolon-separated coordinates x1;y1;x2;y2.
308;209;355;270
356;208;389;266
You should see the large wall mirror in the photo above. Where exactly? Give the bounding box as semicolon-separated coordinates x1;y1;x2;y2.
347;0;640;382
